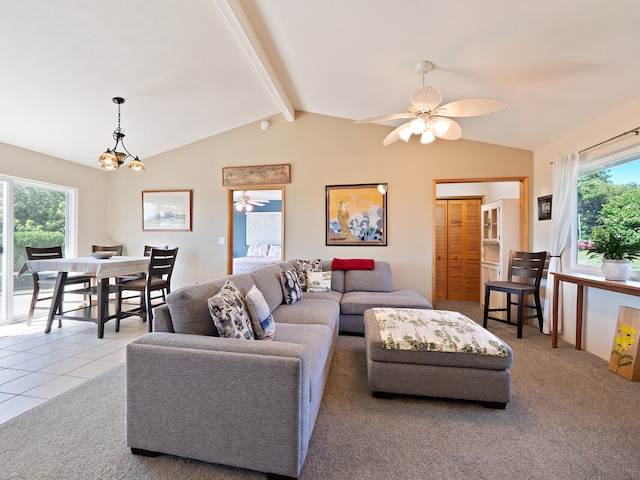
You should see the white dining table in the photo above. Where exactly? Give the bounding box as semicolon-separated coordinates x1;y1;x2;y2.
19;255;149;338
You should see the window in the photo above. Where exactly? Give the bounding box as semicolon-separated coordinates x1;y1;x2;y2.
575;145;640;276
0;176;78;323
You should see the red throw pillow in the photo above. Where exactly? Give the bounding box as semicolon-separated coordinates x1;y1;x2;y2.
331;258;375;270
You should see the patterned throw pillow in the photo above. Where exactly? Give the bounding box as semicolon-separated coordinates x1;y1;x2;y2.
280;268;303;305
207;280;254;339
306;271;332;292
245;285;275;340
295;259;322;290
247;244;270;257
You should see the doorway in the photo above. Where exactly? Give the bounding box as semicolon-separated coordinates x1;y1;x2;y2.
0;176;79;324
432;177;529;307
227;187;285;275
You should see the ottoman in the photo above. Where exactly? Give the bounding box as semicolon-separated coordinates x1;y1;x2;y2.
364;308;513;409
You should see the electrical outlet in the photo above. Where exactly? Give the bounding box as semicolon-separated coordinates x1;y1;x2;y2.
218;237;225;245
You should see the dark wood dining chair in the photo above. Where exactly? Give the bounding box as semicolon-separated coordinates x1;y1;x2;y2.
483;250;547;338
115;247;178;332
25;246;93;324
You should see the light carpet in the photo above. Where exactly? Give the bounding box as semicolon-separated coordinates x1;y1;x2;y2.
2;302;640;479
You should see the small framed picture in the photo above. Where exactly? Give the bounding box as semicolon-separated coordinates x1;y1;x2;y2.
537;195;552;221
142;190;193;231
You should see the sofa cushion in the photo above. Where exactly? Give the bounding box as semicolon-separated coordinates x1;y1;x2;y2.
306;271;332;292
272;298;340;334
340;289;433;315
208;280;254;340
245;285;275;340
295;259;322;290
303;290;343;303
167;279;227;336
166;274;255;336
280;268;303;305
250;265;285;311
344;262;393;292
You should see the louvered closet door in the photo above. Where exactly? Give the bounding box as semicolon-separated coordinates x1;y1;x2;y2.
435;198;481;302
435;200;448;301
463;199;481;301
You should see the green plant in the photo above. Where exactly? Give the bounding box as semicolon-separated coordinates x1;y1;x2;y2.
586;230;640;261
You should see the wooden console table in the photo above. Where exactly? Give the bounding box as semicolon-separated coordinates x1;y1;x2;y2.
552;272;640;349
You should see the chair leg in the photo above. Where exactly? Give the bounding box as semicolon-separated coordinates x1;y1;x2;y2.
506;293;512;324
517;294;525;338
534;292;544;332
483;288;491;329
145;288;153;332
115;289;122;332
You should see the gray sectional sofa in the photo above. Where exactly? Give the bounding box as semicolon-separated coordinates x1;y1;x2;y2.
126;259;431;479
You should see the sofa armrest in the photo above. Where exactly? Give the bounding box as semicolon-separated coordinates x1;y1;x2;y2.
126;333;310;478
151;304;174;332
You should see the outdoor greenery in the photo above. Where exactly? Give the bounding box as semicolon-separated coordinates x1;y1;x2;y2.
578;169;640;267
0;184;68;291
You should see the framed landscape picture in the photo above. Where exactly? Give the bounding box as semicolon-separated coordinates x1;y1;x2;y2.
142;190;193;231
326;183;387;246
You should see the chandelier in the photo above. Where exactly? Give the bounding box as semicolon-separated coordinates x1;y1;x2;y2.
98;97;145;172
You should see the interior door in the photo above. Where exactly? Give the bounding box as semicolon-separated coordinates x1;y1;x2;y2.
435;197;481;302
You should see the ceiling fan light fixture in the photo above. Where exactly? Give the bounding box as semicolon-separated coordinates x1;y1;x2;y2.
409;117;426;135
399;126;412;142
421;130;435;144
433;118;451;136
245;204;253;212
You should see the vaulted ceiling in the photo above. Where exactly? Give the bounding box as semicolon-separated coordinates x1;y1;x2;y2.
2;0;639;168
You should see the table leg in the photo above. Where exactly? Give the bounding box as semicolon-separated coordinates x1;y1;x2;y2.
575;284;584;350
97;278;109;339
552;275;560;348
45;272;67;334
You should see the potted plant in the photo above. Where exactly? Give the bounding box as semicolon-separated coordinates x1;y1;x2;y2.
586;229;640;281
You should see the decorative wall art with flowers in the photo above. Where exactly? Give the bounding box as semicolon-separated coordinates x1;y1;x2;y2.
609;306;640;381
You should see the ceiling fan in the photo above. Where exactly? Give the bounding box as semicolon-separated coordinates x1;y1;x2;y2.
234;191;270;212
355;61;507;146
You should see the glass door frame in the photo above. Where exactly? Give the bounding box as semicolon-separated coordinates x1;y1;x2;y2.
0;175;79;325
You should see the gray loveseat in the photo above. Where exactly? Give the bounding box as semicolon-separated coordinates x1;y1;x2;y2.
126;260;431;479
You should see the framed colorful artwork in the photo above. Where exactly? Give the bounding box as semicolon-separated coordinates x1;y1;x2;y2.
142;190;193;231
326;183;387;246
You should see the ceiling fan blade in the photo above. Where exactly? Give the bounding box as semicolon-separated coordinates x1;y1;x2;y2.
437;98;507;117
382;121;412;146
433;118;462;140
409;86;442;110
354;113;412;124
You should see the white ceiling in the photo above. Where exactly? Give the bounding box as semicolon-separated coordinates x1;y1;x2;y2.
2;0;640;168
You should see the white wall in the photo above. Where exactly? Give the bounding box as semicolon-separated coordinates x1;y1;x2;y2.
0;142;108;254
105;111;533;300
533;96;640;360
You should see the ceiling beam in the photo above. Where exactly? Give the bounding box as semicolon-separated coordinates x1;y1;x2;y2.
215;0;295;122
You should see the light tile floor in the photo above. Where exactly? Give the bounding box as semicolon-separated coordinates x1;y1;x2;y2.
0;313;147;425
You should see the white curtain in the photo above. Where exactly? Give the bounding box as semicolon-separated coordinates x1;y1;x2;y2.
542;152;580;334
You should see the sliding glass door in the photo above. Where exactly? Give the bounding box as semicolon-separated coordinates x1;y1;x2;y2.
0;176;77;324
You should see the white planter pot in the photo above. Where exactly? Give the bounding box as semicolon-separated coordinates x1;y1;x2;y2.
601;259;631;281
